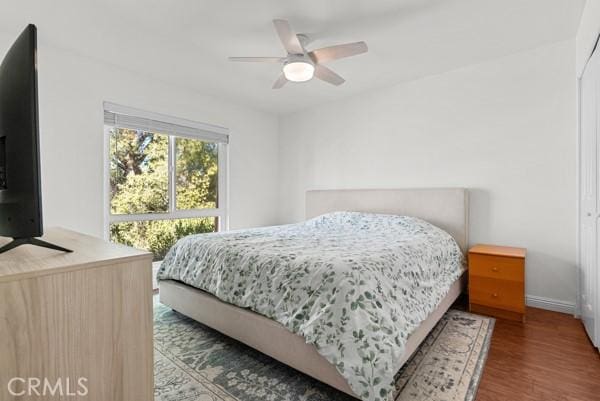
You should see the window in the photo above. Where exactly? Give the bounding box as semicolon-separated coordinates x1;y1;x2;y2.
104;103;228;260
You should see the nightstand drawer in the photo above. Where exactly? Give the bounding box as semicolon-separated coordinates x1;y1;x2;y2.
469;253;524;282
469;276;525;313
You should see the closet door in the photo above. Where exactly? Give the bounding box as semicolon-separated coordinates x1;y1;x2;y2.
580;47;600;347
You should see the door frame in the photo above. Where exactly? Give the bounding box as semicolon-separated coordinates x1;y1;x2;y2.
577;75;582;319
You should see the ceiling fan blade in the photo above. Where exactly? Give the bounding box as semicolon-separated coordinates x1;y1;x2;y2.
273;19;304;55
272;73;288;89
309;41;368;64
314;65;345;86
228;57;284;63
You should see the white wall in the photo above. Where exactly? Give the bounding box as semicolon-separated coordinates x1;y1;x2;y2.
576;0;600;76
279;40;578;307
0;33;280;239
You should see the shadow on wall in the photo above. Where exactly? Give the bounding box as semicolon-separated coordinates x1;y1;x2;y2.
467;187;576;305
525;251;577;304
468;188;491;244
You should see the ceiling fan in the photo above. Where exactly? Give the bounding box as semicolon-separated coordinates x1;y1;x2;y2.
228;19;368;89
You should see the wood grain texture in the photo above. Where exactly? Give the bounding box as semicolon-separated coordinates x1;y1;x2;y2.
469;244;526;259
469;245;526;322
470;276;525;312
470;303;526;322
0;227;150;282
0;229;153;401
469;253;525;282
475;306;600;401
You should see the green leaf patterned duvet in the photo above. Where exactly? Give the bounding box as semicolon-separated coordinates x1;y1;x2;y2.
157;212;465;401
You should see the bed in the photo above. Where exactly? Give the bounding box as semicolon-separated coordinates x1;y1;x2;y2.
158;188;469;400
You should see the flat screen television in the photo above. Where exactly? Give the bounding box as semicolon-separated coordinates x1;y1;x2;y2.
0;24;70;253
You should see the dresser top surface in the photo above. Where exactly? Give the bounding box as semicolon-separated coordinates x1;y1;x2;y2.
0;227;152;282
469;244;527;259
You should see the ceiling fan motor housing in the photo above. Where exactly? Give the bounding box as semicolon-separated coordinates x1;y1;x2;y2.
284;54;313;66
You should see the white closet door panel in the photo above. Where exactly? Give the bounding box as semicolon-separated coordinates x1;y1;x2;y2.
580;47;600;347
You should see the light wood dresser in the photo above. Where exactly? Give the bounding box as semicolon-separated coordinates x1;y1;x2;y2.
468;244;527;322
0;228;153;401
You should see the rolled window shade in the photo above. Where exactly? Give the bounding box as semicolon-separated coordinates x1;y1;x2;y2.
103;103;229;144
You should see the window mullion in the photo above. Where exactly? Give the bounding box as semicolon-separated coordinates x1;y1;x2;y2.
168;134;176;214
218;143;229;231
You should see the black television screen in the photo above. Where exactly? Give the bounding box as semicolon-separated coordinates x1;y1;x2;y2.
0;25;70;253
0;24;42;239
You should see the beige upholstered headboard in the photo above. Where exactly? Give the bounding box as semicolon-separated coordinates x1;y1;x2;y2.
306;188;469;254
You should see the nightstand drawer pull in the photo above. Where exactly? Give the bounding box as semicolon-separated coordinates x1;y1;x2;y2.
469;254;524;282
469;276;525;313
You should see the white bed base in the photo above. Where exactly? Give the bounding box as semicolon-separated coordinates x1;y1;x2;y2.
159;188;469;398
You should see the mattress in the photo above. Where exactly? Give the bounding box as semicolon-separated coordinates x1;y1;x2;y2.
158;211;465;401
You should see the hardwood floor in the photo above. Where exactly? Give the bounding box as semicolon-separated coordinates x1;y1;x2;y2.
475;307;600;401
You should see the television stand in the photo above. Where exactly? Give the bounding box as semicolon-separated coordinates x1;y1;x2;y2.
0;228;154;400
0;236;72;254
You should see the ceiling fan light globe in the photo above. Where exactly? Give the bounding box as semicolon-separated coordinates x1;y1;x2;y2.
283;61;314;82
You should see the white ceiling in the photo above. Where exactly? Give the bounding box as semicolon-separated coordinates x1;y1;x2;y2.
0;0;586;114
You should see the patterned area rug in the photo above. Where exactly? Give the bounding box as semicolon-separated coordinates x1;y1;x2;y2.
154;304;494;401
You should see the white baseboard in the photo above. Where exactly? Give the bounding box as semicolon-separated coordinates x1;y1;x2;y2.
526;295;576;315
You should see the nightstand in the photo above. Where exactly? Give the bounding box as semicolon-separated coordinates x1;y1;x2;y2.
468;244;526;322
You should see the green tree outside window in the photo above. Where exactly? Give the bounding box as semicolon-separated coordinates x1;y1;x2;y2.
109;128;219;260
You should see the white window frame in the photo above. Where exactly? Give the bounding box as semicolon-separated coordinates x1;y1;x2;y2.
102;102;229;242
